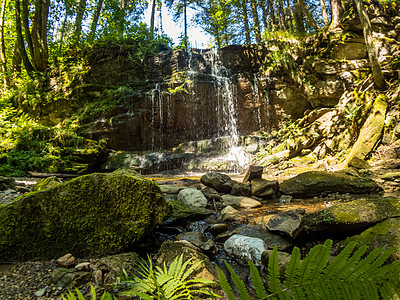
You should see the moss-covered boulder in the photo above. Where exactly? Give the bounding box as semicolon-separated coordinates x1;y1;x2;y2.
31;176;62;192
344;94;387;167
304;198;400;233
0;169;167;261
339;217;400;262
279;170;383;198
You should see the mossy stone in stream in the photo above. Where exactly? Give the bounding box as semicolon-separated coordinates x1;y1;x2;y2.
339;217;400;262
31;176;62;192
279;170;382;198
0;168;167;261
304;198;400;233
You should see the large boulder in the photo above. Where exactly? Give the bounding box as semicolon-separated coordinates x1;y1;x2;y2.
339;218;400;262
200;172;235;193
304;198;400;234
0;169;168;260
251;178;279;198
266;209;305;239
279;170;383;198
344;95;388;167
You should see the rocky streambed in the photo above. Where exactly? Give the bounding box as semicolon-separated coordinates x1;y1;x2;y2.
1;165;400;299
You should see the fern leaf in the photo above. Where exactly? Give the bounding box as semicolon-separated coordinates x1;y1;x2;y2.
90;284;96;300
134;291;154;300
309;240;332;283
283;246;301;289
177;256;195;279
168;254;183;277
347;248;383;281
322;242;360;280
224;260;252;300
267;245;283;294
298;243;330;284
248;260;268;299
164;277;185;298
73;288;86;300
181;259;203;282
216;265;236;300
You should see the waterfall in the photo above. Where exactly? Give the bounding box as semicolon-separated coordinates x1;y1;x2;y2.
150;83;163;151
252;74;262;130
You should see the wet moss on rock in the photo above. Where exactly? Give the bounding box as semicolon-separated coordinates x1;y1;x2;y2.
0;168;167;261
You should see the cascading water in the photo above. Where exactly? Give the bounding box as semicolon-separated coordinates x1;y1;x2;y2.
206;48;251;173
252;74;263;129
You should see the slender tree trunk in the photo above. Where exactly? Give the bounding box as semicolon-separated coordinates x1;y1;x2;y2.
184;0;187;48
22;0;34;64
150;0;157;36
320;0;329;26
41;0;49;65
31;0;48;72
242;0;251;45
260;0;269;30
286;0;294;32
15;0;34;75
354;0;386;90
250;0;262;44
297;0;319;31
0;0;9;87
293;2;305;33
267;0;277;30
12;41;22;76
330;0;342;30
88;0;103;42
74;0;86;41
277;0;287;31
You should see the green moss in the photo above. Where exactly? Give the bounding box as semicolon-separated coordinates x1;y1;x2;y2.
31;176;62;192
0;169;167;261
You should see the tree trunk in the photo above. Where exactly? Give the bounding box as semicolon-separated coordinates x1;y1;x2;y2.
266;0;276;30
150;0;157;36
242;0;251;45
12;41;22;76
320;0;329;26
259;0;268;30
15;0;34;75
184;0;187;48
31;0;47;72
330;0;342;30
354;0;386;90
22;0;34;64
297;0;319;31
277;0;287;31
88;0;103;42
74;0;86;41
293;2;305;33
0;0;8;87
250;0;262;44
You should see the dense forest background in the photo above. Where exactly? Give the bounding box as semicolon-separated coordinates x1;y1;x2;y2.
0;0;399;176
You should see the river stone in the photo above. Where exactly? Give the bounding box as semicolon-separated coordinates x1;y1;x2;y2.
209;223;229;236
224;235;267;266
243;165;263;183
156;240;217;281
230;182;252;197
96;252;140;281
251;178;279;198
345;95;387;167
279;170;383;198
51;268;91;289
261;250;291;276
221;195;244;207
305;198;400;234
266;210;304;239
240;198;262;208
0;168;167;260
56;253;76;268
200;172;235;193
339;218;400;262
201;187;220;199
235;225;292;250
0;176;15;191
220;205;242;222
176;231;206;248
160;185;188;194
163;200;213;225
177;188;208;208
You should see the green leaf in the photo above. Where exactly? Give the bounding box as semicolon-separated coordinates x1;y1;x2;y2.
224;260;251;300
248;260;268;299
267;245;283;294
216;265;236;300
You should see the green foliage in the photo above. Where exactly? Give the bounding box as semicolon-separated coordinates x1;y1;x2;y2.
62;284;116;300
217;240;400;299
119;254;219;299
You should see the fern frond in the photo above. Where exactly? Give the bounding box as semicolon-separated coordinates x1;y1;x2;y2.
283;246;301;289
267;245;283;294
248;260;268;299
224;261;252;300
217;265;236;300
